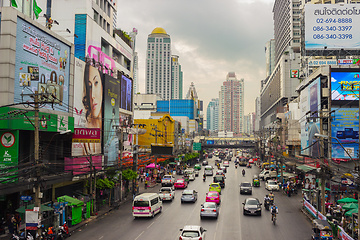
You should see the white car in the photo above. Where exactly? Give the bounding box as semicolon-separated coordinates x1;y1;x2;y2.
159;187;175;201
265;180;279;191
179;225;207;240
223;161;229;167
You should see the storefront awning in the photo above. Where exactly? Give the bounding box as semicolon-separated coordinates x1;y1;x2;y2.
296;164;317;173
16;204;53;213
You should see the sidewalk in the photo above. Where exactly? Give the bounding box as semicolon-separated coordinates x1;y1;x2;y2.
0;181;159;240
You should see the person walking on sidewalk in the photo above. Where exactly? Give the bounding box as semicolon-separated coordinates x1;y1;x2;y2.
145;179;148;189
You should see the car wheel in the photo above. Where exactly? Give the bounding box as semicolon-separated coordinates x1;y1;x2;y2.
151;212;155;218
159;207;162;213
258;211;261;216
200;216;203;220
243;211;246;215
215;215;218;219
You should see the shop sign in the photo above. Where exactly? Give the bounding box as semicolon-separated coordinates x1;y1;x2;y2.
0;130;19;183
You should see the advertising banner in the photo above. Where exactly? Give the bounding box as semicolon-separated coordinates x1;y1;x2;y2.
14;17;71;112
103;75;120;166
331;108;358;159
120;74;133;111
64;156;102;175
304;173;317;189
25;210;38;231
72;128;101;143
305;4;360;50
72;58;103;156
338;226;354;240
0;130;19;183
303;199;327;220
331;70;360;100
300;78;321;157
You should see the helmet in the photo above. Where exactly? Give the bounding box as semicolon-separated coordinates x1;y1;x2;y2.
270;191;273;194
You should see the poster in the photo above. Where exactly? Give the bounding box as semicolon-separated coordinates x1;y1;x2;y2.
305;173;316;190
14;17;70;112
120;74;132;111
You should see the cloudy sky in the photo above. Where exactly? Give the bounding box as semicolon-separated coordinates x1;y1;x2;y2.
117;0;274;115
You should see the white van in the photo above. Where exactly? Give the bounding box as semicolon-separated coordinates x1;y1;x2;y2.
184;168;196;181
204;165;213;176
132;193;163;218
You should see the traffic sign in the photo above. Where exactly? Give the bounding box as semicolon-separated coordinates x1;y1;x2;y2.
20;195;32;201
193;142;201;151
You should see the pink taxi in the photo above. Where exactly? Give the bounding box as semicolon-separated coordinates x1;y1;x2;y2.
174;179;188;189
206;191;221;205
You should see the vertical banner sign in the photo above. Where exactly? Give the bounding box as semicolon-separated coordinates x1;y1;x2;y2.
14;17;71;112
0;130;19;183
103;75;120;166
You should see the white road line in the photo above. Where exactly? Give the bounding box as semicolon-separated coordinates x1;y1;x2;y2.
134;231;144;240
213;221;219;240
147;221;155;229
99;236;103;239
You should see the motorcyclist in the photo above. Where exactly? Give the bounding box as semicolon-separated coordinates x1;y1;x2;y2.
242;169;245;176
203;173;206;181
264;194;270;202
269;191;274;200
270;203;279;221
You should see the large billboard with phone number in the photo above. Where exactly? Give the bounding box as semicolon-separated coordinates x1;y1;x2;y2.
14;17;71;112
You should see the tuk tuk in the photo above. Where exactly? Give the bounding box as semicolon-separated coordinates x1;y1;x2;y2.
311;219;333;240
253;175;260;187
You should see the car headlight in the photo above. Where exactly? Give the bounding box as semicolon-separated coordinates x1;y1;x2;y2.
257;208;261;211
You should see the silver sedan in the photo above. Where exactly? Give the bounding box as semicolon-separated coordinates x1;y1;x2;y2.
200;202;219;219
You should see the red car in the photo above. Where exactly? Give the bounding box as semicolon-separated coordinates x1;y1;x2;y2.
206;191;221;205
249;159;254;164
174;179;188;189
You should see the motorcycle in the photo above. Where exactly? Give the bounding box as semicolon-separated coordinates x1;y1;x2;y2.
264;199;271;210
203;175;206;182
242;170;245;177
272;213;276;225
11;231;34;240
235;164;238;169
57;222;71;239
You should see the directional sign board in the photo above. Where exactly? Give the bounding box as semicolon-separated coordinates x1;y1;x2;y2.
192;142;201;151
20;195;33;201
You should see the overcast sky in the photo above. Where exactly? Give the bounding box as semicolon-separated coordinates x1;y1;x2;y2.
117;0;274;115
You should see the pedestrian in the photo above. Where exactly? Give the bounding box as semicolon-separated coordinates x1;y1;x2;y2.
14;212;21;230
7;215;17;235
145;179;148;189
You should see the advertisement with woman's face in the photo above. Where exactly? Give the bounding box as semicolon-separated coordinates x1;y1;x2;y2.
305;174;316;189
72;59;103;156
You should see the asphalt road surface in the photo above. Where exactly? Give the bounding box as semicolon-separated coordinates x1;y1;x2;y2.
68;157;312;240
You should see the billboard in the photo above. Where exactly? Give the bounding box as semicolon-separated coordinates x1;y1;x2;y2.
331;108;358;159
331;70;360;100
64;156;102;175
305;4;360;50
300;78;321;157
120;74;133;111
14;17;71;112
103;75;120;166
72;59;102;156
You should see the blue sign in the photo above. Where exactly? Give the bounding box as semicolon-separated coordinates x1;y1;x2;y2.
207;140;214;144
20;196;32;201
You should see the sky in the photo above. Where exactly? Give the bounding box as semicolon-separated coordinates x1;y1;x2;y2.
117;0;275;115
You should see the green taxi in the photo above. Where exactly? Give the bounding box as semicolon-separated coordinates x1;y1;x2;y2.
253;175;260;187
209;182;221;195
194;164;201;170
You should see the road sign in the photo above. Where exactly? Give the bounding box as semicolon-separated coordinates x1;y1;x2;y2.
193;142;201;151
20;195;32;201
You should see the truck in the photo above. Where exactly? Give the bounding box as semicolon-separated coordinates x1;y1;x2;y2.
159;187;175;201
161;175;175;187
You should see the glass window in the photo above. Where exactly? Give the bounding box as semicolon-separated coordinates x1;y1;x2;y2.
93;10;99;23
133;200;149;207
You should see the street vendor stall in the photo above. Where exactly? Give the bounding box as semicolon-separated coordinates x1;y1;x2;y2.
57;195;84;226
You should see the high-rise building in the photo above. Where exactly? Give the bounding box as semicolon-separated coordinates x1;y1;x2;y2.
254;97;261;132
146;27;172;100
219;72;244;134
273;0;301;64
171;55;183;99
206;98;219;132
265;39;275;78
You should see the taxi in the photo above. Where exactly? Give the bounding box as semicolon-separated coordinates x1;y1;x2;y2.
206;191;221;205
194;164;201;170
209;182;221;195
174;179;188;189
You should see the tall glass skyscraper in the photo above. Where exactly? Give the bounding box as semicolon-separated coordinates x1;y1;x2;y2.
206;98;219;132
145;27;172;100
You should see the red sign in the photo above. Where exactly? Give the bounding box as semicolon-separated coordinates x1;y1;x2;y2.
72;128;101;143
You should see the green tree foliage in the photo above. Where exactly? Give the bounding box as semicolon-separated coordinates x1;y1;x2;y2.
122;169;138;181
96;178;115;190
182;152;200;162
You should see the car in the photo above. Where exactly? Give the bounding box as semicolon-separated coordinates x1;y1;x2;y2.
209;182;221;195
242;197;262;216
206;191;221;205
161;175;175;187
194;164;201;170
259;170;277;181
174;179;188;189
220;166;227;173
215;170;225;177
184;168;196;181
181;189;198;203
265;180;280;191
223;161;229;167
194;169;200;177
213;175;225;188
208;154;213;158
239;161;247;166
249;158;254;164
159;187;175;201
179;225;207;240
200;202;219;219
204;165;214;176
202;160;208;166
240;182;252;195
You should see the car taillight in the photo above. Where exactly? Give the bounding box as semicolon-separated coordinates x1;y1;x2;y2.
132;207;134;210
148;207;151;210
213;209;217;212
169;194;171;197
179;237;182;240
201;209;204;212
199;237;202;240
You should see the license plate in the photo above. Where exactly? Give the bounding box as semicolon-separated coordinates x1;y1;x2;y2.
138;210;144;212
210;198;214;200
250;211;255;213
206;210;211;213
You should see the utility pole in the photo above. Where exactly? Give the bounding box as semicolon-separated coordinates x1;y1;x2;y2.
154;125;158;176
34;91;41;239
89;154;93;215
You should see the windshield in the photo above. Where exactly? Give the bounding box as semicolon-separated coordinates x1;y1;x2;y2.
133;200;149;207
205;167;212;170
210;184;219;188
183;190;193;195
268;181;276;185
176;180;184;183
182;231;199;237
241;183;251;187
246;199;259;205
203;202;216;208
208;192;218;197
214;176;223;181
160;188;171;192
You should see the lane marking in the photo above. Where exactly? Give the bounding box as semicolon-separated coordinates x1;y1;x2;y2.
147;222;155;229
134;231;144;240
99;236;103;239
213;221;219;240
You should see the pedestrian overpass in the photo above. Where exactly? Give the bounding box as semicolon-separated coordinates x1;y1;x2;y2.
193;136;257;149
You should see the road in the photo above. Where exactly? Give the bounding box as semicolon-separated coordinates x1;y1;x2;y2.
68;157;312;240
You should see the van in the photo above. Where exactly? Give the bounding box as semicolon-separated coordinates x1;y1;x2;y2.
184;168;195;181
132;193;163;218
259;170;277;181
204;165;213;176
